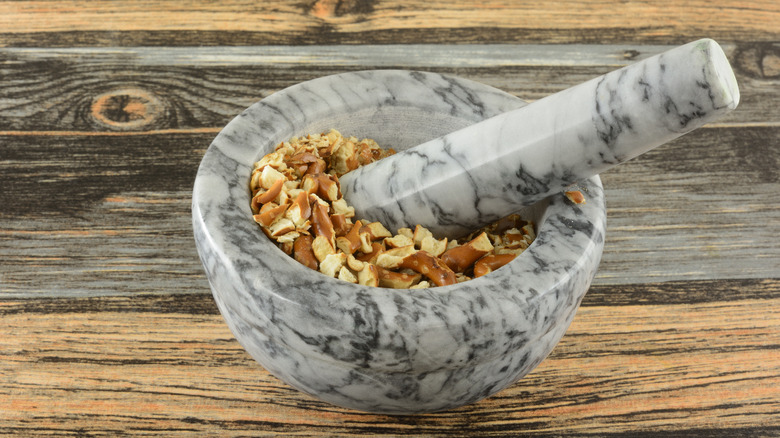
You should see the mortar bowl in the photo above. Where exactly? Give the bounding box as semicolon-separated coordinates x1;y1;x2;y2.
192;70;606;414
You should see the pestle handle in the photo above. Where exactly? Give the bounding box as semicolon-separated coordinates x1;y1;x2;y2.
339;39;740;238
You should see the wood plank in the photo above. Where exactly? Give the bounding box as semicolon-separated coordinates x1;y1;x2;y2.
0;133;207;216
1;281;778;435
598;125;780;284
1;1;774;434
0;133;212;297
1;124;778;297
1;44;778;131
0;278;775;314
0;1;778;46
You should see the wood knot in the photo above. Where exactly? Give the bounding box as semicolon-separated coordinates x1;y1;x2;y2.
623;49;641;60
733;43;780;79
310;0;373;18
90;88;163;130
762;52;780;78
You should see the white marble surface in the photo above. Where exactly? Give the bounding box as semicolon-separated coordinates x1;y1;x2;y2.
340;39;739;238
192;70;606;413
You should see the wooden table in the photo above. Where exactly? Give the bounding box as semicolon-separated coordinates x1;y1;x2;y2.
2;1;778;435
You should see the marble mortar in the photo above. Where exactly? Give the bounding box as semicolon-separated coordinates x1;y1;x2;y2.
192;70;607;414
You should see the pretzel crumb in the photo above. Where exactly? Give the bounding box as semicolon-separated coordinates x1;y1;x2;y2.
565;190;586;204
250;129;548;289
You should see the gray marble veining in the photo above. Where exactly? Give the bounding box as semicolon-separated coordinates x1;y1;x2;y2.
193;70;606;414
340;39;739;238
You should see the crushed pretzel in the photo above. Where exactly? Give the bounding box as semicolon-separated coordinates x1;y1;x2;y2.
565;190;586;204
250;129;551;289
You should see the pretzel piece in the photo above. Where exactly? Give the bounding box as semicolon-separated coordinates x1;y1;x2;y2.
285;190;312;228
376;267;421;289
440;232;494;273
357;264;379;287
399;250;457;287
254;202;288;228
309;198;335;246
375;245;416;270
293;234;318;270
473;254;517;278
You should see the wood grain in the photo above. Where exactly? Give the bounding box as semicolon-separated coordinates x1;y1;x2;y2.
2;281;778;436
0;132;209;297
1;45;777;296
1;1;777;433
1;0;778;46
2;44;779;132
2;124;778;297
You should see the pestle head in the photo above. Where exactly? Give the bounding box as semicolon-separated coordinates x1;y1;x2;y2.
339;39;739;238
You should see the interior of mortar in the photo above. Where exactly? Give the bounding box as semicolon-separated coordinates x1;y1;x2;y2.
246;103;551;276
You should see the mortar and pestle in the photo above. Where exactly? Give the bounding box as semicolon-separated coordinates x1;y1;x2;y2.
193;39;738;414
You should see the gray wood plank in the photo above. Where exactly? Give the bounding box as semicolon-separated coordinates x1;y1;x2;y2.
1;126;777;298
1;44;777;131
600;126;780;283
3;44;684;67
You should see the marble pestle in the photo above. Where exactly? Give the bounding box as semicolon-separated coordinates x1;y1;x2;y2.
339;39;740;238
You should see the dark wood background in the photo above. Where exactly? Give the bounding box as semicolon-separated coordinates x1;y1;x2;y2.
1;1;778;435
